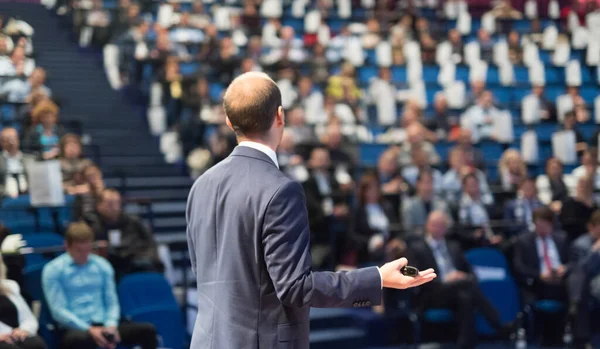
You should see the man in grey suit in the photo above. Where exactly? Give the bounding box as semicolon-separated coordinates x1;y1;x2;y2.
402;170;451;236
186;72;436;349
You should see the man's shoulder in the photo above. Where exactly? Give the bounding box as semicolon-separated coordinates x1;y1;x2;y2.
572;234;592;249
43;253;68;274
89;254;114;272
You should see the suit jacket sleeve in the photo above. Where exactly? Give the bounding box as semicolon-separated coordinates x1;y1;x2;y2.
513;237;540;282
262;181;382;308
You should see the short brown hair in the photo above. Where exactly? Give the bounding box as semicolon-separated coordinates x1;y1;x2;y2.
60;133;81;154
65;222;94;245
532;206;554;223
222;73;282;137
588;209;600;226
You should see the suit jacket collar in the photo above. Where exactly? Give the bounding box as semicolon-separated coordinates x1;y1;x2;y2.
230;145;278;169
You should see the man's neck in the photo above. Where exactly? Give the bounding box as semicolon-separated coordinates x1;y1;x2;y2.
237;136;277;153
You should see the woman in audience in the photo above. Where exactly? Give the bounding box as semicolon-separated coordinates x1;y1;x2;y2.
22;99;65;159
507;30;523;65
571;148;600;189
72;163;105;221
325;62;360;103
349;173;404;266
59;134;92;194
536;157;570;210
498;149;527;192
0;254;47;349
560;175;597;242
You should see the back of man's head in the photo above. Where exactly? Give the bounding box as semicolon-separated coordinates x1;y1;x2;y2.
223;72;282;138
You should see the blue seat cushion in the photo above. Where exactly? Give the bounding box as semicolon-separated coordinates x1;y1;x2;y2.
423;308;454;323
535;299;565;313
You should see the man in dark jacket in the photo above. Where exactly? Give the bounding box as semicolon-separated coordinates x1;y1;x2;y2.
408;210;511;349
84;188;162;278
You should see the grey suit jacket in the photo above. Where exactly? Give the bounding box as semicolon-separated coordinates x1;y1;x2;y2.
186;146;382;349
402;196;450;234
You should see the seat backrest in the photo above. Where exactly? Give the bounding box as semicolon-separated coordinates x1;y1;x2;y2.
118;272;185;349
466;248;521;335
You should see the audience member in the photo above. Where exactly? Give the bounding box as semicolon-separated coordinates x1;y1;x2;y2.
408;211;514;349
402;170;451;237
42;222;158;349
571;149;600;189
349;174;403;265
557;86;589;123
537;157;570;208
397;123;440;167
0;254;46;349
560;175;597;243
521;84;555;124
442;148;493;205
513;207;569;303
455;128;485;169
59;134;92;194
498;149;527;192
0;68;51;103
456;173;502;249
460;90;502;143
84;189;162;278
22;99;65;159
504;178;544;237
561;110;587;158
0;128;33;199
401;145;443;193
72;164;105;221
568;210;600;349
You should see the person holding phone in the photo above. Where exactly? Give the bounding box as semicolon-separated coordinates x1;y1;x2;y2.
42;222;158;349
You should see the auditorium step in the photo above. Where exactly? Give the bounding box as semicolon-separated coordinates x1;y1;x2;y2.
310;328;367;349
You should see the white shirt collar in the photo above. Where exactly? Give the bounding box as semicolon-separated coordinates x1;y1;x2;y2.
238;141;279;169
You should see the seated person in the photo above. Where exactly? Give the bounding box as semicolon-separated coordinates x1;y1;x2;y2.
349;174;403;266
560;175;597;243
408;211;514;349
42;222;158;349
0;254;46;349
442;147;493;205
503;178;544;237
536;157;570;208
400;144;443;195
513;207;569;304
402;170;450;237
455;173;503;249
84;189;163;278
568;210;600;349
22;100;65;160
59;134;92;194
302;147;351;267
72;164;105;221
0;128;34;198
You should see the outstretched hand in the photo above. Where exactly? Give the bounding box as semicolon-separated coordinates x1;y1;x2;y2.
380;257;436;290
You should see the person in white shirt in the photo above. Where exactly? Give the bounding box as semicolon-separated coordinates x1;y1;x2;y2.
0;253;47;349
521;84;555;124
0;128;33;199
296;77;325;125
460;90;503;143
368;67;398;126
571;149;600;190
0;68;51;103
556;86;589;123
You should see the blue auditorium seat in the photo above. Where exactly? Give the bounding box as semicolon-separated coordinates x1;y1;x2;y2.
581;67;593;85
466;248;521;335
179;62;200;76
365;49;377;66
480;141;504;160
423;308;454;323
514;66;529;85
209;83;224;101
358;66;378;85
456;65;469;82
422;65;439;84
491;87;511;105
358;143;387;167
21;233;64;267
544;66;564;85
118;272;186;349
390;66;407;84
281;18;303;33
535;123;557;142
580;86;599;104
487;66;500;85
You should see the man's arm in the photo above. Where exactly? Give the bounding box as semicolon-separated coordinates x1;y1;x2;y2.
41;264;91;330
512;238;540;282
262;181;382;308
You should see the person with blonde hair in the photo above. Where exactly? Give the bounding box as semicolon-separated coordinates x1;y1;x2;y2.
498;148;528;192
22;99;65;159
0;253;47;349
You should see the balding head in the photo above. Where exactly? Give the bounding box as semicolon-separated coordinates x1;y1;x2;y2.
1;128;19;154
426;210;450;240
223;72;283;139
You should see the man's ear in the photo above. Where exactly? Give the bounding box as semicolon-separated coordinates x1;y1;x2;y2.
275;106;285;127
225;117;235;132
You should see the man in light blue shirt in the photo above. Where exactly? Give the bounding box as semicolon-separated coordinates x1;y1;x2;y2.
42;222;157;349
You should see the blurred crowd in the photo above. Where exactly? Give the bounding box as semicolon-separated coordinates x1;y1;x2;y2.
0;0;598;348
